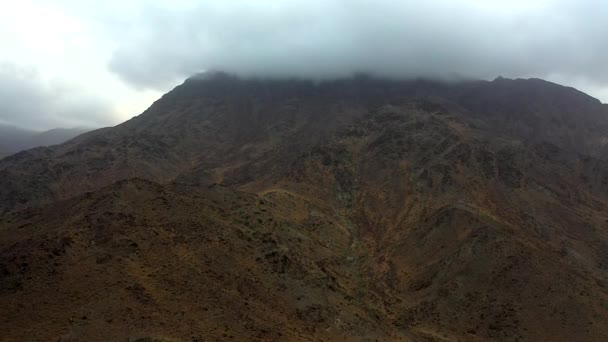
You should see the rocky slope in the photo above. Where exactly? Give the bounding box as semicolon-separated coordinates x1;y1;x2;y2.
1;74;608;341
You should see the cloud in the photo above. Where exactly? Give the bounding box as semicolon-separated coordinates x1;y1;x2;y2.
1;0;606;130
99;0;608;93
0;64;112;130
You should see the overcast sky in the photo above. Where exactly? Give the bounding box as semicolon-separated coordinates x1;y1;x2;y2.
1;0;607;130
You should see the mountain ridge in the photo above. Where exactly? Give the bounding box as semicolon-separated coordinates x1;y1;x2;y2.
0;124;93;160
2;75;607;211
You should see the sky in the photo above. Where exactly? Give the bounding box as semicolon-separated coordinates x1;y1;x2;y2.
0;0;607;130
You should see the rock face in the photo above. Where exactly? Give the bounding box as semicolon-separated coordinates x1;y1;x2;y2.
2;74;608;341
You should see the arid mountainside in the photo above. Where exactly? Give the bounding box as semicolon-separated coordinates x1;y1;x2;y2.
2;74;608;341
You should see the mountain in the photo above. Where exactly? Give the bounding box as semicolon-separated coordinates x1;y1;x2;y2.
30;127;94;148
2;73;608;341
0;125;91;160
0;124;37;158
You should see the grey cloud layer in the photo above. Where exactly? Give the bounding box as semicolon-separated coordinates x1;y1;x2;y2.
3;0;604;131
103;0;608;91
0;65;111;129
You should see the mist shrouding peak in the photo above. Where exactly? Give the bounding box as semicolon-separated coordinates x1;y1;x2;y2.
103;0;608;92
1;0;607;132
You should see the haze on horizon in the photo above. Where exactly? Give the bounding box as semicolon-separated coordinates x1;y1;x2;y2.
1;0;607;130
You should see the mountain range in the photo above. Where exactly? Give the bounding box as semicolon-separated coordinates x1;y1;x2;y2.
1;73;608;341
0;125;91;159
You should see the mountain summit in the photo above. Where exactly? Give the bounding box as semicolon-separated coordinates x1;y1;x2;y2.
2;75;608;341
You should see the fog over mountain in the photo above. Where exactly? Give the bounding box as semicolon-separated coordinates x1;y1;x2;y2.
3;2;608;340
101;0;608;91
0;0;607;132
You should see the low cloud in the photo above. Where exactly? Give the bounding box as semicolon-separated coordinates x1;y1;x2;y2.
2;0;606;130
101;0;608;94
0;64;112;130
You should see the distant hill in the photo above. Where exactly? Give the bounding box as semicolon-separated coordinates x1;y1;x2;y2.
0;124;92;159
